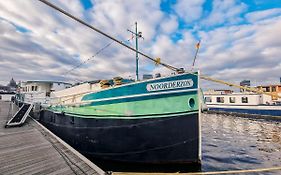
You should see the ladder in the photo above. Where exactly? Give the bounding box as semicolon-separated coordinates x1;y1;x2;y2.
6;103;33;127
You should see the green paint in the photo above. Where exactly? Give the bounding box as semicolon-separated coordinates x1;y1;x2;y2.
50;94;199;119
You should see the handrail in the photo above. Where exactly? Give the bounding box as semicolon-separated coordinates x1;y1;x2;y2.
50;90;94;99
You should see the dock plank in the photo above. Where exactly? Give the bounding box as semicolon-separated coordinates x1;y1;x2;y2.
0;101;105;175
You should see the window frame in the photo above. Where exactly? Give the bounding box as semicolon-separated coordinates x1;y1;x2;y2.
229;97;236;103
241;97;248;103
216;97;224;103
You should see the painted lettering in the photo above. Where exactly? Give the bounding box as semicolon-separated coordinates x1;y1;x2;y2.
146;79;194;92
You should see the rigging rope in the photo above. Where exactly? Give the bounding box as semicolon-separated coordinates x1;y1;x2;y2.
63;41;114;77
38;0;179;72
63;34;135;78
38;0;280;99
200;75;281;98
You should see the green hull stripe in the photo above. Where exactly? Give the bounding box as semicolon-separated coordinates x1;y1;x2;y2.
50;93;199;118
51;110;199;120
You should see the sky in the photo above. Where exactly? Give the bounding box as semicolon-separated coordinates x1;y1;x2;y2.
0;0;281;89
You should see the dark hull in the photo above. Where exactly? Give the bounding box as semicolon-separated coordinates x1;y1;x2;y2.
209;107;281;117
39;110;200;165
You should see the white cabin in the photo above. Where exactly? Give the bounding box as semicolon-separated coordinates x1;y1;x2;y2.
50;80;102;106
19;81;72;105
204;92;272;106
0;93;15;101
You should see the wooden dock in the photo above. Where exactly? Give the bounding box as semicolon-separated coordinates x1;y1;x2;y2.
0;101;105;175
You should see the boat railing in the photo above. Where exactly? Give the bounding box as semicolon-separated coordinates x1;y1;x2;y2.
24;96;51;105
50;91;95;106
50;100;93;107
50;90;95;99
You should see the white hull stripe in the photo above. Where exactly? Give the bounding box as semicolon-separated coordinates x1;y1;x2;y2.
207;104;281;110
66;111;199;119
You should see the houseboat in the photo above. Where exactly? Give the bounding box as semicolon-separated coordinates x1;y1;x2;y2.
39;72;202;165
17;80;72;105
204;89;281;117
0;92;15;101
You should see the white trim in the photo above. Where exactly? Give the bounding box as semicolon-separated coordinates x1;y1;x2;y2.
90;88;198;103
6;104;33;126
54;88;198;107
146;79;194;92
6;104;25;125
53;88;198;107
65;110;199;119
208;104;281;110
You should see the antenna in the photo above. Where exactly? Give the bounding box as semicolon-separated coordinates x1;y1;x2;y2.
191;40;201;71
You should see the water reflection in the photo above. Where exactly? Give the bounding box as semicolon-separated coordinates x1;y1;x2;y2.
202;113;281;174
92;113;281;173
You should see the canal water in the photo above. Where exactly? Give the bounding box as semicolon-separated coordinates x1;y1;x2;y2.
201;113;281;174
95;113;281;174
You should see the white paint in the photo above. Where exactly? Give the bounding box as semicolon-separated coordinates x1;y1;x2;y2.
19;81;71;105
0;94;14;101
146;79;194;92
54;88;198;107
51;82;102;105
204;93;272;106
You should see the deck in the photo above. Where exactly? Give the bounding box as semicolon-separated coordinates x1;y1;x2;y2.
0;101;105;175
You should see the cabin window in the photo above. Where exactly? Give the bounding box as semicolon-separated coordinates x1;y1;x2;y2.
31;86;34;91
34;86;38;91
205;97;212;102
242;97;248;103
216;97;224;103
265;87;270;92
272;87;276;92
229;97;236;103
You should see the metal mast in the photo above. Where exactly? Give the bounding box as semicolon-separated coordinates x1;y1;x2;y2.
135;22;139;81
128;22;143;81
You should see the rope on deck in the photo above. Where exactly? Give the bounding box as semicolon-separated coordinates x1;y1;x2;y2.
113;165;281;175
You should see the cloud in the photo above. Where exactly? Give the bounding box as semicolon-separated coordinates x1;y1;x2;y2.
173;0;205;23
202;0;247;27
197;15;281;86
0;0;281;91
0;0;166;84
159;15;179;34
246;8;281;23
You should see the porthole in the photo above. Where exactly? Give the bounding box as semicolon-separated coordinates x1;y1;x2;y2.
188;98;195;108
